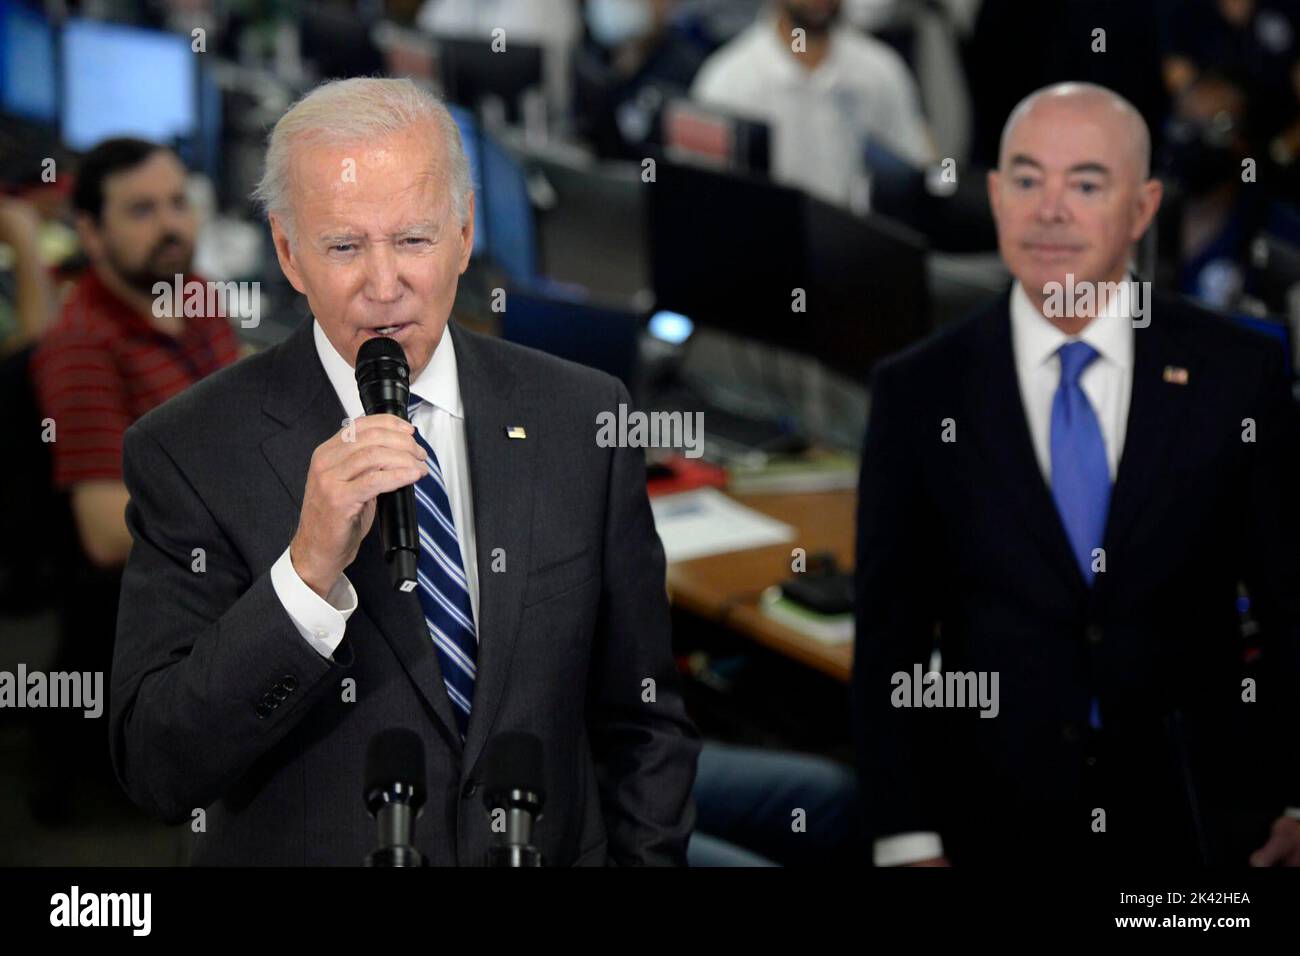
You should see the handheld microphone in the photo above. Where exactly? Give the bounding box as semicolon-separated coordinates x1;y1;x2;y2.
482;732;546;867
364;728;427;867
354;337;419;592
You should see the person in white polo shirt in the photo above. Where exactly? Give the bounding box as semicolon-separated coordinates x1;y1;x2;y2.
690;0;934;207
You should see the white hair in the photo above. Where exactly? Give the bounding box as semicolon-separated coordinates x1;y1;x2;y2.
252;77;473;242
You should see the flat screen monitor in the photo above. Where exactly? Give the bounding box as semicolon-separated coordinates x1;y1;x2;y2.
61;18;197;151
661;98;769;175
481;131;536;283
435;34;542;123
0;1;56;124
649;160;930;382
448;102;487;257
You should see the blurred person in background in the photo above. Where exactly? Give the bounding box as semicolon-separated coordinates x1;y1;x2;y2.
0;196;57;354
573;0;715;158
691;0;934;206
1160;0;1300;170
25;138;240;822
1161;70;1300;308
32;138;240;572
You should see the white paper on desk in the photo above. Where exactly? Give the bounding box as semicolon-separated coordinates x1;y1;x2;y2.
649;487;796;563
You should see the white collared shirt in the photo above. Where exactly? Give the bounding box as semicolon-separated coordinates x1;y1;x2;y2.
1009;279;1135;483
269;322;480;658
874;278;1135;867
690;15;933;207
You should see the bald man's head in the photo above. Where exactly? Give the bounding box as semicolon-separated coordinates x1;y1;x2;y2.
999;83;1152;184
987;82;1162;330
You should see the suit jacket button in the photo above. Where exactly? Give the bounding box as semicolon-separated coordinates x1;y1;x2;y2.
463;781;477;799
281;675;298;692
255;703;273;719
272;685;289;701
1085;625;1103;646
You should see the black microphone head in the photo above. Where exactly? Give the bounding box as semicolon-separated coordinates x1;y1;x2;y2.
481;732;545;806
354;336;411;418
364;727;426;813
356;334;407;367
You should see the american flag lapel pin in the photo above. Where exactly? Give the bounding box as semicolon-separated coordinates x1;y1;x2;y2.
1162;365;1189;385
505;425;527;439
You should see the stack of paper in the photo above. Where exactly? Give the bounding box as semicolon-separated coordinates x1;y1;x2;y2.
650;488;796;563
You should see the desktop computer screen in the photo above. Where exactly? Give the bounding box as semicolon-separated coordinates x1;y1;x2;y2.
448;102;487;258
435;34;543;124
481;131;536;284
649;160;930;382
61;18;196;151
0;1;56;124
661;98;770;175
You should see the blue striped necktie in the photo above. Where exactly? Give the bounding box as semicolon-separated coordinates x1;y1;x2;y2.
408;394;477;739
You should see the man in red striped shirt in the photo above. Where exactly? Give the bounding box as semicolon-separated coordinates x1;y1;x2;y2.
32;138;241;569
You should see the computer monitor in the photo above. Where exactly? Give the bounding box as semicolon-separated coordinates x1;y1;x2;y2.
435;34;543;124
661;98;769;175
0;0;56;125
863;139;997;254
61;18;197;151
498;284;642;387
649;160;930;382
480;131;537;283
178;63;222;181
448;102;487;258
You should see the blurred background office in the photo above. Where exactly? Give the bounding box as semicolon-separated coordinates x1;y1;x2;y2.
2;0;1298;865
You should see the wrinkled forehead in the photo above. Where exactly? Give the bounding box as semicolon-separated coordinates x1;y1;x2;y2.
287;131;451;223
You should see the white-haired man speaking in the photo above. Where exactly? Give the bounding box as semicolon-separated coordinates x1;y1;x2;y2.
109;78;700;865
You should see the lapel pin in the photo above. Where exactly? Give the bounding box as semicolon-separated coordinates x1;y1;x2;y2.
505;426;527;439
1162;365;1189;385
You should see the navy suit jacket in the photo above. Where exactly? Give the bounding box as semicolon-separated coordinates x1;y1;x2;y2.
853;289;1300;865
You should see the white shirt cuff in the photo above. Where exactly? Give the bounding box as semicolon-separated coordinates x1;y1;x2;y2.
1285;808;1300;821
874;831;945;867
270;546;357;659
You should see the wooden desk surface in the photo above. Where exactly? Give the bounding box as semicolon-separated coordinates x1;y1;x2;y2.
664;489;856;684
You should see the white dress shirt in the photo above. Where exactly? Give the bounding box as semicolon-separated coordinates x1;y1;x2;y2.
690;15;933;208
874;280;1135;866
270;322;480;659
1010;279;1134;483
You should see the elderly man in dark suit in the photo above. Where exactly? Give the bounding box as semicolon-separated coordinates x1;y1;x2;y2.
854;82;1300;867
109;77;700;865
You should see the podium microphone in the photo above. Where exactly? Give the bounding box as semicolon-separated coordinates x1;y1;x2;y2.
482;732;546;867
364;728;427;867
355;336;419;592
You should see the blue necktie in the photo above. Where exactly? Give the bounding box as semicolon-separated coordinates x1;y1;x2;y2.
1049;342;1110;732
408;395;477;740
1050;341;1110;584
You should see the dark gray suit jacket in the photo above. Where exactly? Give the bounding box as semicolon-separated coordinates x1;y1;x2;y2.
109;317;700;865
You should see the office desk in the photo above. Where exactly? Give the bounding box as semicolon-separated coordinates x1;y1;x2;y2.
664;489;855;684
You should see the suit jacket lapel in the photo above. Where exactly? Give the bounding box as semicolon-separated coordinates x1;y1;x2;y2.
449;322;540;774
965;293;1089;596
259;317;463;750
1101;295;1198;561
